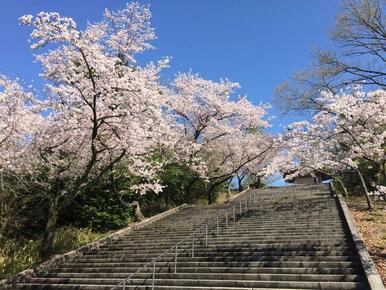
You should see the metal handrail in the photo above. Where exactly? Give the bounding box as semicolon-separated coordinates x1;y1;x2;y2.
111;190;256;290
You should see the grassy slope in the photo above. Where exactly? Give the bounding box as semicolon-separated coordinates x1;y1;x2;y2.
0;226;108;280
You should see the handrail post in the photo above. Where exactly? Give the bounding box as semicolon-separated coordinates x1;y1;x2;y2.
245;198;247;212
205;224;208;246
225;210;228;228
239;201;242;215
216;216;219;236
250;194;252;204
233;205;236;222
174;245;178;273
192;232;195;258
152;260;156;290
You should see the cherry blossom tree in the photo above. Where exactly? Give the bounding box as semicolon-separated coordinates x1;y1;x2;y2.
168;73;272;203
280;88;386;210
279;121;353;195
227;134;278;192
18;3;181;259
230;139;279;192
206;132;273;202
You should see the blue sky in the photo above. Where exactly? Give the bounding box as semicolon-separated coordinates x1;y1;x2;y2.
0;0;340;134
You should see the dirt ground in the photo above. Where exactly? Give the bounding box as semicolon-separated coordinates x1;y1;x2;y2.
346;197;386;285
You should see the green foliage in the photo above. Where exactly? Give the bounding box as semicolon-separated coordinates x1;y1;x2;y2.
59;174;133;232
141;162;208;216
0;226;107;280
158;163;207;204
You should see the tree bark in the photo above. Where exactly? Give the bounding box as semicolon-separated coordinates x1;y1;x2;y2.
130;201;145;222
40;198;59;260
226;179;232;201
356;169;374;211
236;172;247;192
334;178;348;198
256;176;261;188
250;175;261;189
207;190;213;204
207;184;216;204
237;176;243;192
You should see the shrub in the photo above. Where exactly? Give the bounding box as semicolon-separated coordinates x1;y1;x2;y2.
59;177;133;232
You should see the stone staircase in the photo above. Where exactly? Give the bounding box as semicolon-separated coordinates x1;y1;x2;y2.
12;185;371;289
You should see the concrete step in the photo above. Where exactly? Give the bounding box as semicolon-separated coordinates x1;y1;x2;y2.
19;277;369;289
92;249;356;258
44;272;365;283
53;266;362;275
63;260;363;268
73;255;359;263
109;238;350;248
100;244;353;253
123;230;348;239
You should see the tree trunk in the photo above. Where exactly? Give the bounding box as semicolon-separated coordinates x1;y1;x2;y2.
381;163;386;201
130;201;145;222
335;178;348;198
208;190;213;204
256;176;261;188
237;176;243;192
207;185;215;204
356;169;374;211
40;198;59;260
226;180;232;201
381;162;386;181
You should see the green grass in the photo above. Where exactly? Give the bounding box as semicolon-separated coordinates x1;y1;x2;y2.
366;215;377;222
53;226;108;255
0;238;40;280
216;189;240;204
0;226;109;280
